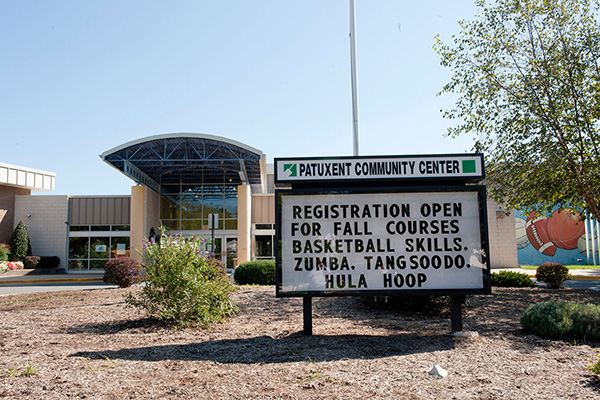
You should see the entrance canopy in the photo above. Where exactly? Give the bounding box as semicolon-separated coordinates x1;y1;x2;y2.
100;133;264;194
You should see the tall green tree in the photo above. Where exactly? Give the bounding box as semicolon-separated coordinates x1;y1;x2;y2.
435;0;600;217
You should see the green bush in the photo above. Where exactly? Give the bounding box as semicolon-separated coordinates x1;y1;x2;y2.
23;256;41;269
491;270;535;287
589;353;600;376
570;303;600;339
520;300;600;340
126;233;237;327
535;262;571;289
8;221;31;262
0;244;9;262
234;260;276;285
103;257;144;288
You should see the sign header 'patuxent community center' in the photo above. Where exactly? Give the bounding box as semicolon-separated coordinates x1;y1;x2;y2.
275;154;485;183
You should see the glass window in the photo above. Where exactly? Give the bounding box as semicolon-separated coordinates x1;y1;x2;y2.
226;238;237;269
161;219;180;231
160;184;238;233
111;225;130;231
111;237;130;258
90;237;110;259
203;193;224;217
160;194;181;220
224;193;237;219
255;236;273;258
91;225;111;231
69;237;89;259
181;220;205;230
255;224;274;230
224;219;238;229
90;260;107;270
181;194;203;219
69;226;90;232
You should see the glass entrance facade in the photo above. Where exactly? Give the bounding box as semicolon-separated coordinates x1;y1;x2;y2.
159;182;239;268
160;184;238;231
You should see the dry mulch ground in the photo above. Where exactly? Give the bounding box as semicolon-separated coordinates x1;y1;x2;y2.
0;285;599;399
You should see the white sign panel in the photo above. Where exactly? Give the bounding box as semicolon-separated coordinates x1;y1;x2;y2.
278;190;487;295
275;154;484;183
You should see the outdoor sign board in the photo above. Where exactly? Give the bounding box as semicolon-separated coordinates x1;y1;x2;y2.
275;186;490;297
274;154;491;299
275;153;484;184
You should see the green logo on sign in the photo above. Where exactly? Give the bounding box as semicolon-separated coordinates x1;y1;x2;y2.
462;160;476;173
284;164;297;177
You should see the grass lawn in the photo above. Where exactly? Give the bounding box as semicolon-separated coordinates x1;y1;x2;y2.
520;264;600;270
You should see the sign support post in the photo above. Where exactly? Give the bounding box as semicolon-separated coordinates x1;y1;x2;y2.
303;297;313;335
450;295;466;332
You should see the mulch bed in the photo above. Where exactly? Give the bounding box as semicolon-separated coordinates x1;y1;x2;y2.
0;285;599;399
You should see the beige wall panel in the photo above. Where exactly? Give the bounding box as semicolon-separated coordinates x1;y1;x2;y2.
251;194;275;224
14;195;68;266
487;198;518;269
68;197;131;225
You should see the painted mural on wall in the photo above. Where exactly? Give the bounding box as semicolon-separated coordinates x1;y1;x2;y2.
516;208;600;266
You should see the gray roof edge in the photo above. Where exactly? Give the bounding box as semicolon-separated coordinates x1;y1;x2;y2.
100;132;265;160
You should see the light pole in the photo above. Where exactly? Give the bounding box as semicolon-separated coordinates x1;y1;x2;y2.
350;0;360;156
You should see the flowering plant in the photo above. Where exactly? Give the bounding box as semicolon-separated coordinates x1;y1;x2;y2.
0;261;24;273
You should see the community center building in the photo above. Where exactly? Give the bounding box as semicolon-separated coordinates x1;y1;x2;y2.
1;133;522;272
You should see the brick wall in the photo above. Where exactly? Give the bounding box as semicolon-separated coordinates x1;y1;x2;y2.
14;195;69;267
486;198;518;268
0;185;31;244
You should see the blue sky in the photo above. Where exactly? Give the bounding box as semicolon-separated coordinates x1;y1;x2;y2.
1;1;478;195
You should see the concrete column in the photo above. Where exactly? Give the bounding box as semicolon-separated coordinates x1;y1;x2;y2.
130;186;145;263
237;184;252;265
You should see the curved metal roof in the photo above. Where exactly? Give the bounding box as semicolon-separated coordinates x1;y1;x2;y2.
100;133;264;193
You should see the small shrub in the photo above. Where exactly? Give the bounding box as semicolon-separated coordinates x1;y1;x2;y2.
589;353;600;376
126;233;237;326
8;221;31;262
536;262;571;289
520;300;574;339
0;244;9;262
38;256;60;269
103;257;143;288
23;256;41;269
520;300;600;340
570;303;600;339
234;260;276;285
491;270;535;287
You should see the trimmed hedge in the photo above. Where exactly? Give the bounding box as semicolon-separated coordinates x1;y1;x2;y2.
234;260;276;285
536;262;571;288
491;270;535;287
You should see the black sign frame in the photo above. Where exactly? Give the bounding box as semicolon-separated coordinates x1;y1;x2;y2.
275;184;491;298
